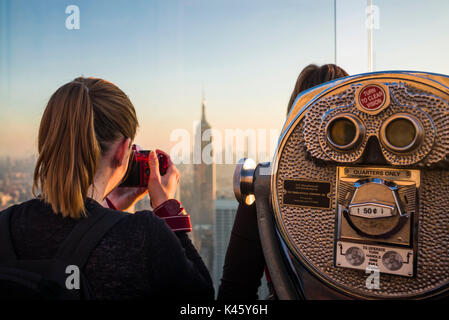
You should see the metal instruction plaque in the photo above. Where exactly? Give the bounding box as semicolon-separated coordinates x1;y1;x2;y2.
336;241;414;277
283;179;331;209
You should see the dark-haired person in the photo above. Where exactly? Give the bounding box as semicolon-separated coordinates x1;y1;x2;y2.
217;64;349;300
287;64;349;115
0;77;214;300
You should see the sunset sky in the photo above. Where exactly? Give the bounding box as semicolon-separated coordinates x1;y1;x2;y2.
1;0;449;158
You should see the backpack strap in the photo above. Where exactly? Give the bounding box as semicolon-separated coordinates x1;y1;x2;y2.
0;208;17;262
55;205;127;269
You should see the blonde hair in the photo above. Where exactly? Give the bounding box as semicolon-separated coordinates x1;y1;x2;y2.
33;77;138;219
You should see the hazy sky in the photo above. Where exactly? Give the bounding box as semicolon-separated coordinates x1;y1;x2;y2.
1;0;449;158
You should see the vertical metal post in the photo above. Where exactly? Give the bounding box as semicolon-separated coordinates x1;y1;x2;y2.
367;0;373;72
334;0;337;65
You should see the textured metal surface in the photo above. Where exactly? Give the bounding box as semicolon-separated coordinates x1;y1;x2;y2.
273;72;449;299
302;81;449;166
276;122;449;298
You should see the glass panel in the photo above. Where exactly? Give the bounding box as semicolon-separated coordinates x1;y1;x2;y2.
0;0;336;299
372;0;449;74
335;0;449;74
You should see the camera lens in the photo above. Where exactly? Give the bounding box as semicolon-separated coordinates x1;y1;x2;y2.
326;115;364;150
381;114;423;153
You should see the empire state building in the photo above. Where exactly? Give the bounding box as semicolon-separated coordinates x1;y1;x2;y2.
192;98;216;226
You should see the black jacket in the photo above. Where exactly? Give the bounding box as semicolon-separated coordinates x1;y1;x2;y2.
217;203;266;300
1;198;214;300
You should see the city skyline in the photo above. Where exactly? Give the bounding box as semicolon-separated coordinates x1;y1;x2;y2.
2;0;449;302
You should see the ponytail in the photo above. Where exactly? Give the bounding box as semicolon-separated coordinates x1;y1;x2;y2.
33;78;138;219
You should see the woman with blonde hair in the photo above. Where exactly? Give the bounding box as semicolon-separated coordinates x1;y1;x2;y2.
0;77;214;300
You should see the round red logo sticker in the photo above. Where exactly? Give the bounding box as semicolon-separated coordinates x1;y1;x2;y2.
358;85;386;111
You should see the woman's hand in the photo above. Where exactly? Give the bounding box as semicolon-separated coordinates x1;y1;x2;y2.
147;149;179;208
104;186;147;212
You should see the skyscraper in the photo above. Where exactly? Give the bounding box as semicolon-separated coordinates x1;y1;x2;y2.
213;198;238;293
190;97;217;274
192;97;216;226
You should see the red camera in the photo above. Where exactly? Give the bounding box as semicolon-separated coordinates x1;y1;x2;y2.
119;145;169;188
